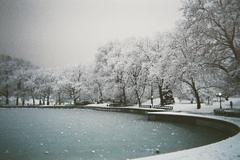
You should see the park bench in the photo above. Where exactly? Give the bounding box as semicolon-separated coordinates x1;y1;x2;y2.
153;105;173;110
139;104;173;110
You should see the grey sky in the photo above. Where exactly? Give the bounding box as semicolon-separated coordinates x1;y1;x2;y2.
0;0;182;67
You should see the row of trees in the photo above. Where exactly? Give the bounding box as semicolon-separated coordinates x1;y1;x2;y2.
0;0;239;108
0;55;96;106
93;0;240;108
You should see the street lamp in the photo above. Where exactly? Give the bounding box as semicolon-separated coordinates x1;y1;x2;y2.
217;93;222;109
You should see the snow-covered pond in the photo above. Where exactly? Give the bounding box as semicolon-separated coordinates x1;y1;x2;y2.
0;108;229;160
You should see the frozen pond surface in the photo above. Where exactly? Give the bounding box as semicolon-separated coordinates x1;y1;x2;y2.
0;108;228;160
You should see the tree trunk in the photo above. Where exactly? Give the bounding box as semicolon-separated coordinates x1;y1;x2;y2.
229;41;240;63
58;92;61;105
181;77;201;109
137;98;141;107
5;96;9;105
39;98;42;105
22;98;25;106
47;96;50;105
72;88;77;105
135;90;141;107
5;85;9;105
43;97;45;105
16;81;21;106
31;90;35;105
193;88;201;109
74;98;77;105
150;83;153;107
191;78;201;109
32;96;35;105
97;84;103;103
16;96;19;106
47;88;51;105
122;86;127;105
158;84;164;106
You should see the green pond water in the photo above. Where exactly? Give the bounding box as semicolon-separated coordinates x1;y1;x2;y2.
0;108;228;160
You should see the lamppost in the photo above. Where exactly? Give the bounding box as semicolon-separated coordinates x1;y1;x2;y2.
216;93;222;109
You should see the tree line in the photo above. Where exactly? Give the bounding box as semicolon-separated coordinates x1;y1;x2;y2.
0;0;239;108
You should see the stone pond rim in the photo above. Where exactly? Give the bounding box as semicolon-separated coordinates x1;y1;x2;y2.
80;106;240;160
134;112;240;160
214;108;240;117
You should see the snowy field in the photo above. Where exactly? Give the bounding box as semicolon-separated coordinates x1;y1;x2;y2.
88;97;240;115
141;97;240;114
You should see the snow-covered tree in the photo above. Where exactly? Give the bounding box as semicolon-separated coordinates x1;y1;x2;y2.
23;69;40;105
148;33;175;106
102;41;129;105
169;25;219;109
0;54;33;105
124;38;151;107
32;69;56;105
182;0;240;92
61;65;86;105
93;41;125;103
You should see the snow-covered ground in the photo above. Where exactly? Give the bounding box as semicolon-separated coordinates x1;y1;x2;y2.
86;97;240;115
87;103;110;107
142;97;240;114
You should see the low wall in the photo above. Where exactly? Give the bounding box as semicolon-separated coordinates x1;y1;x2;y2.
147;112;239;139
133;112;240;160
79;106;165;114
214;108;240;117
83;106;239;136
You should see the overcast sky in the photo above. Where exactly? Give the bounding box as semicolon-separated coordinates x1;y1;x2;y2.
0;0;182;67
